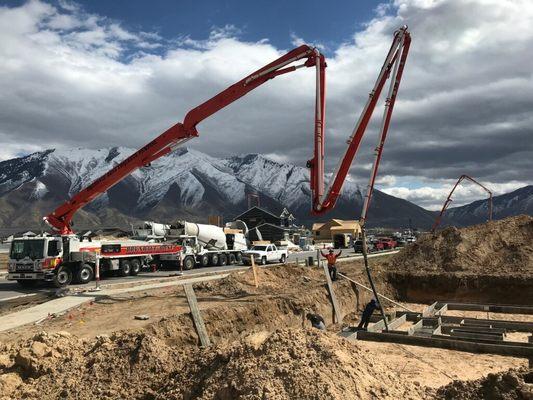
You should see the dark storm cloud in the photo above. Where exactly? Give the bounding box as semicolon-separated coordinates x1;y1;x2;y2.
0;0;531;208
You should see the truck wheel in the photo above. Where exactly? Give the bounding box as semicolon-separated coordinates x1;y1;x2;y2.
53;266;72;287
130;259;141;276
261;256;267;265
209;254;219;267
183;256;195;270
17;280;37;288
75;264;94;284
119;260;131;277
280;254;286;263
218;254;227;266
235;253;243;264
228;253;236;265
199;254;209;268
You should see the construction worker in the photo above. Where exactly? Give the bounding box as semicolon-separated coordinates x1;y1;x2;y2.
306;313;326;330
357;298;379;330
320;248;342;281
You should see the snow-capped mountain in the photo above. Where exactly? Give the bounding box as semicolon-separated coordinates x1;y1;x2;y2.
440;185;533;227
0;146;436;230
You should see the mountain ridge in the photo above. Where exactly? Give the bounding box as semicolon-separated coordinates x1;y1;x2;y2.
0;147;530;233
0;146;435;231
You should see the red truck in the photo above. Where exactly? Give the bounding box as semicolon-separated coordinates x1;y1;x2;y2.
376;237;397;250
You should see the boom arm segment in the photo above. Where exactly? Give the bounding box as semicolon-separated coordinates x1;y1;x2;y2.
45;27;410;235
431;174;493;233
310;26;411;214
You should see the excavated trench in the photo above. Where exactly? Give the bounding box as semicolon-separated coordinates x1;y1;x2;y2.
385;272;533;305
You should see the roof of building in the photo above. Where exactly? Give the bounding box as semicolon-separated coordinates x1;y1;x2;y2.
254;222;291;231
233;206;281;221
312;222;326;231
313;219;361;231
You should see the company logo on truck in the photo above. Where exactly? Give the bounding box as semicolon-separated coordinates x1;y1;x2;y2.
101;243;181;256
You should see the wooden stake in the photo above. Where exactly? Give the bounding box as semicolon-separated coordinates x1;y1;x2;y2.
322;263;342;324
183;284;211;347
251;255;259;288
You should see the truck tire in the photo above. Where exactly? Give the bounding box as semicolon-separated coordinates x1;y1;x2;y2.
119;260;131;277
130;259;141;276
17;280;37;288
228;253;236;265
182;256;195;270
74;264;94;284
218;253;227;266
209;254;219;267
53;266;72;287
261;256;267;265
280;254;286;263
235;252;243;264
199;254;209;268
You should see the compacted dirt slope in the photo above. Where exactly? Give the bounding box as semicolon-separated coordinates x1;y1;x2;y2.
382;215;533;304
386;215;533;275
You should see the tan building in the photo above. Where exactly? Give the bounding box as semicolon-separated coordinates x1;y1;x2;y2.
312;219;362;247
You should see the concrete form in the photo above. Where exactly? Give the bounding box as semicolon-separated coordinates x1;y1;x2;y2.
345;301;533;358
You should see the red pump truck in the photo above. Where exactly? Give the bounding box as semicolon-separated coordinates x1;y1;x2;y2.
7;26;411;287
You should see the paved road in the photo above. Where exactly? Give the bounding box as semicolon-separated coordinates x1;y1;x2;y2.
0;247;394;301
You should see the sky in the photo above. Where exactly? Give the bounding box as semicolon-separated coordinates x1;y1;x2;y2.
0;0;532;210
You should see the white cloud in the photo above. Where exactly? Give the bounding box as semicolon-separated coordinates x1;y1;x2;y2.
0;0;532;211
383;179;529;210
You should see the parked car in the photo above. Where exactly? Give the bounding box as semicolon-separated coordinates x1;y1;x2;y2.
353;239;377;253
376;237;397;250
242;244;288;265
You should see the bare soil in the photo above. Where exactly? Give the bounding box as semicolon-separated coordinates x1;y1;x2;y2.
435;368;533;399
383;215;533;305
386;215;533;276
0;247;531;399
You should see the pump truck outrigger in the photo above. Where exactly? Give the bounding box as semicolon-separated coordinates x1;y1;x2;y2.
8;26;410;287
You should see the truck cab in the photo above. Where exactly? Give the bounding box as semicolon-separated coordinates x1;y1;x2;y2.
8;236;64;286
242;244;287;265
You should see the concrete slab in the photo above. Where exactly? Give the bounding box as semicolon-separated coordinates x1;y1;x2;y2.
0;296;93;332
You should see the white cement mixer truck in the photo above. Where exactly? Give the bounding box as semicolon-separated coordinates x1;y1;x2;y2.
137;220;248;270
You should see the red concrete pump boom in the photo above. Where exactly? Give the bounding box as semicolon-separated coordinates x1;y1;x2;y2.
431;174;493;233
45;26;411;235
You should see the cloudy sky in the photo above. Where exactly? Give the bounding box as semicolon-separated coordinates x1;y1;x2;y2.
0;0;532;210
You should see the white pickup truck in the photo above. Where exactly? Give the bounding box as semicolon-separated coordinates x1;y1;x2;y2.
242;244;287;265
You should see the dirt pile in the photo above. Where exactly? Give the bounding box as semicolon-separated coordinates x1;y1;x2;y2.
0;328;430;400
386;215;533;275
159;328;427;400
0;330;185;399
435;367;533;399
193;265;325;298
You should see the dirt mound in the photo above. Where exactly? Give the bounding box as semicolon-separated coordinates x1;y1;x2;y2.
157;328;427;400
0;330;184;399
435;368;533;399
0;328;428;400
194;265;324;297
386;215;533;275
